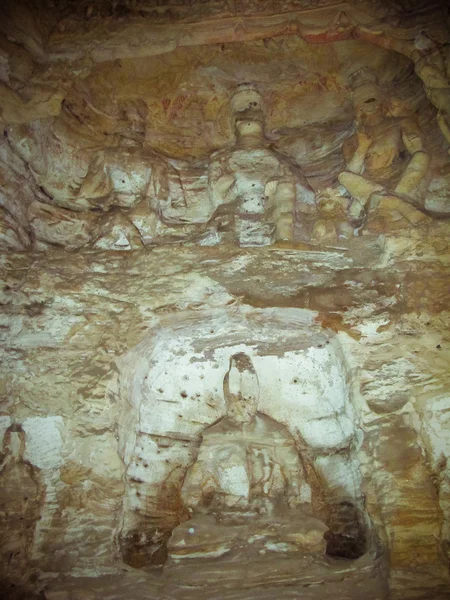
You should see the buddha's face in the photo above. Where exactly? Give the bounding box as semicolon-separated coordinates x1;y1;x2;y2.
231;90;265;139
234;106;264;137
353;84;386;125
224;353;259;424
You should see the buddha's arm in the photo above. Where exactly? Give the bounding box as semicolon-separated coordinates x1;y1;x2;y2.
207;158;236;211
344;132;372;175
271;181;295;240
279;441;309;506
272;166;317;241
181;443;220;512
394;120;429;197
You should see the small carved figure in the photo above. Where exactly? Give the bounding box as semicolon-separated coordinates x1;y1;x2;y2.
0;424;43;571
182;353;310;516
311;188;354;245
338;68;429;226
72;99;190;248
207;84;315;246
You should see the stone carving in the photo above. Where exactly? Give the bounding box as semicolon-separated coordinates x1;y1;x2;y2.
205;84;315;246
71;99;191;249
311;191;354;245
3;31;449;254
337;68;430;227
0;424;43;573
72;84;316;249
410;35;450;154
77;100;183;213
168;353;327;562
357;30;450;155
182;352;311;515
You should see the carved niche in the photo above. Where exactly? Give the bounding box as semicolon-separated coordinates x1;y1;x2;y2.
115;308;373;571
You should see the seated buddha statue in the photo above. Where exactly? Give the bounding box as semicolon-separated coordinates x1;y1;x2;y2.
167;353;328;564
206;84;316;246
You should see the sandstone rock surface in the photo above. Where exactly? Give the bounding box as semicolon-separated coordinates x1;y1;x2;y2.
0;1;450;599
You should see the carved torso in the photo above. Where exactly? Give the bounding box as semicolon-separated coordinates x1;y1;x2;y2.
182;413;308;516
208;144;301;214
343;117;409;186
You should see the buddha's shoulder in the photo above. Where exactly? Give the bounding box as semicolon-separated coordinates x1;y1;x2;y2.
253;413;295;439
203;416;233;436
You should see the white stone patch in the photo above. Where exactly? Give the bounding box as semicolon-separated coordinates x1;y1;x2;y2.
139;350;227;438
248;535;265;544
113;230;131;249
173;547;230;559
265;542;292;553
362;357;423;402
299;483;312;504
199;230;222;246
314;454;363;500
300;416;355;450
421;396;450;467
22;416;64;470
224;253;254;273
110;167;149;199
255;348;353;449
219;464;250;498
129;434;192;486
356;317;391;338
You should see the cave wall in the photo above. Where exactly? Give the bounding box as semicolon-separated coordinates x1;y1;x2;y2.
2;244;450;597
1;1;450;599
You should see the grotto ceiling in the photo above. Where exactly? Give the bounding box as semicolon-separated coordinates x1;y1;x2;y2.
1;1;450;599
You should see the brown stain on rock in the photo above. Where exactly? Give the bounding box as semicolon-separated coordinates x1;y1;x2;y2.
315;312;361;340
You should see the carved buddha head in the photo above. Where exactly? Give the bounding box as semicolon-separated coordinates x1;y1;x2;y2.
349;68;386;126
230;84;265;142
223;353;259;425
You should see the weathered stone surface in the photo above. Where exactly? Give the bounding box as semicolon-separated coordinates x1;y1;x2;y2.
0;241;449;597
3;1;449;251
0;1;450;599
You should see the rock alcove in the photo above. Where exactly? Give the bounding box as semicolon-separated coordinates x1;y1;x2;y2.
117;309;366;565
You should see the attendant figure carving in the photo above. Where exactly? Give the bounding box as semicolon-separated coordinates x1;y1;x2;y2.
77;100;185;215
338;68;430;227
73;99;191;248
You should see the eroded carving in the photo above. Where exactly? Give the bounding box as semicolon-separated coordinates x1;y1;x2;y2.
204;84;315;246
2;15;450;252
67;85;317;249
336;68;429;229
168;353;327;562
0;425;44;576
182;352;311;515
